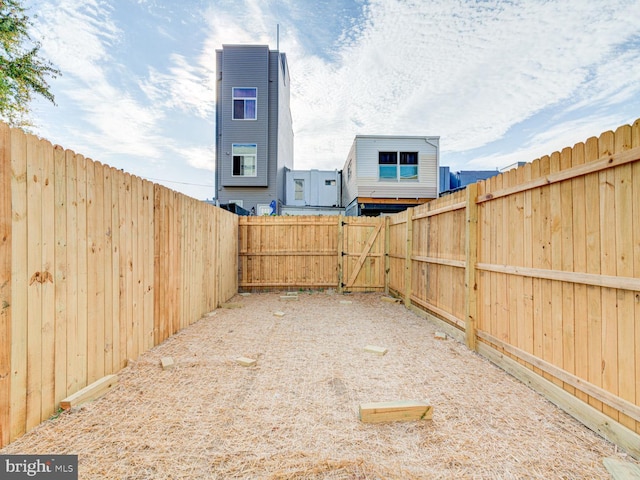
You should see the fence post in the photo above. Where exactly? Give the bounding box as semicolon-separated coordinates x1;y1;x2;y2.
465;183;478;351
337;215;344;294
404;207;413;307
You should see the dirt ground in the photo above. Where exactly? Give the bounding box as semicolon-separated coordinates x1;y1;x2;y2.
2;291;636;479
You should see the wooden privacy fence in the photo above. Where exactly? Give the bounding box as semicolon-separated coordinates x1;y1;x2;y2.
237;119;640;458
387;119;640;459
238;215;385;292
0;124;238;447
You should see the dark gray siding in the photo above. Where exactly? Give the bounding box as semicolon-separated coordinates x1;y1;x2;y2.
218;45;269;187
215;46;294;214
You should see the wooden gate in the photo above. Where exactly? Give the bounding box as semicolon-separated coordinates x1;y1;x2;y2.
338;216;386;292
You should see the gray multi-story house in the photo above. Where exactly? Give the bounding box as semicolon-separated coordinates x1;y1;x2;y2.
215;44;294;215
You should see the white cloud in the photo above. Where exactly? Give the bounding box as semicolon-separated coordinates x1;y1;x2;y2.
23;0;640;199
140;53;215;118
177;144;216;171
34;0;121;84
287;0;640;170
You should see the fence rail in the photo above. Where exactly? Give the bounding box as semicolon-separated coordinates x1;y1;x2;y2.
0;124;238;447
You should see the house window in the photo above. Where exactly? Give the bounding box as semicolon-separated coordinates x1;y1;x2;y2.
379;152;397;180
378;151;418;181
232;87;257;120
400;152;418;180
294;179;304;200
325;179;336;186
232;144;257;177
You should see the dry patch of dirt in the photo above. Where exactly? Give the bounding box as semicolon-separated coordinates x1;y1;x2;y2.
1;292;634;478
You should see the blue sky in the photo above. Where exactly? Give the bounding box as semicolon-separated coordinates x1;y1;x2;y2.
24;0;640;200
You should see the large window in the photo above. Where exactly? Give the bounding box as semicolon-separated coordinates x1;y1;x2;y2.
232;144;257;177
232;87;257;120
378;151;418;181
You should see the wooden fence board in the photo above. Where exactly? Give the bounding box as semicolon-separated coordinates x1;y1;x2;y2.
506;169;518;354
584;136;604;413
76;153;89;395
632;119;640;435
514;166;526;364
572;142;588;404
522;162;534;363
9;128;27;441
153;184;163;344
539;155;554;383
26;135;43;430
549;152;564;388
131;175;141;358
40;139;55;422
560;147;575;396
599;131;619;422
110;168;122;370
144;181;154;350
614;126;635;430
124;173;135;358
64;151;78;397
86;158;101;385
136;176;146;353
0;123;11;446
102;166;113;375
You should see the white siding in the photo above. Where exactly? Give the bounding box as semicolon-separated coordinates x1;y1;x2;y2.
341;140;358;207
342;136;439;206
285;169;340;207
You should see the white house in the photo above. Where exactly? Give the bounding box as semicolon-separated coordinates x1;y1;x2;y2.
342;135;440;216
282;168;343;215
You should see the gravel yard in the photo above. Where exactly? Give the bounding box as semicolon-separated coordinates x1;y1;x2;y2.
1;292;634;479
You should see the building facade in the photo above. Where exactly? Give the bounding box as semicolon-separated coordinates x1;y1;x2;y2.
342;135;440;216
439;167;499;195
215;45;294;215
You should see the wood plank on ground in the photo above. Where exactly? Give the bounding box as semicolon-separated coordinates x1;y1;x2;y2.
161;357;174;370
222;302;243;309
364;345;388;355
60;374;118;410
359;400;432;423
603;457;640;480
380;296;400;303
236;357;257;367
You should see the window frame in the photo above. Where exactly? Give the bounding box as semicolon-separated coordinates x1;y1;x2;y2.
378;151;419;181
231;143;258;177
232;87;257;120
294;179;305;201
